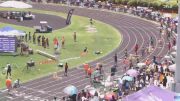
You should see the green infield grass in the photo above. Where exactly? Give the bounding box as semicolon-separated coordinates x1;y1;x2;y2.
0;8;121;88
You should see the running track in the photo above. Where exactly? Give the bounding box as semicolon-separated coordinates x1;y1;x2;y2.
0;4;169;101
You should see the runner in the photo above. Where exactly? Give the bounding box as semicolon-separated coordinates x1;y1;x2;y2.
150;36;154;47
172;37;176;46
64;62;68;76
124;49;128;58
141;47;145;57
114;53;118;66
83;63;89;77
134;44;139;55
168;41;171;52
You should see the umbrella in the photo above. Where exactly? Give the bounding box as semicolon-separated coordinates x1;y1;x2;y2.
164;55;171;60
172;46;177;50
168;64;176;72
84;85;97;95
163;13;172;18
122;75;133;81
91;70;100;78
118;78;123;84
126;69;139;77
105;92;117;100
171;51;176;57
63;85;78;95
174;16;178;21
137;63;146;67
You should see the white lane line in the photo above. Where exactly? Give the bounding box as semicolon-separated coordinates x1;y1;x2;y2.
59;57;81;62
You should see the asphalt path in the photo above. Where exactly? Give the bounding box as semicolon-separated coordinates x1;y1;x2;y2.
0;12;67;30
0;4;169;101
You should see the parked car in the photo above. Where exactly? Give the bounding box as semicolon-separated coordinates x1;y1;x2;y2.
0;11;35;21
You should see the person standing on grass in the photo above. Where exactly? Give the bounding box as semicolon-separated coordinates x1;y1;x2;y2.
64;62;68;76
46;38;49;48
33;32;36;44
37;35;41;46
73;32;77;42
25;33;27;42
90;18;93;26
44;39;46;49
6;63;12;78
42;36;45;47
28;32;31;42
62;36;65;48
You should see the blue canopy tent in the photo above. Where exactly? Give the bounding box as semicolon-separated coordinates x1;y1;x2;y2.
0;26;25;36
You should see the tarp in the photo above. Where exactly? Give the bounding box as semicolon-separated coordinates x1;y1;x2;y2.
0;26;25;36
123;85;175;101
0;1;32;8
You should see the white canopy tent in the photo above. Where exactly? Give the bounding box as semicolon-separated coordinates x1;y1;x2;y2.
0;1;32;9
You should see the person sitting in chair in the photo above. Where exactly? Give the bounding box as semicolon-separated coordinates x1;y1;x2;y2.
27;58;35;70
81;47;88;56
13;79;20;89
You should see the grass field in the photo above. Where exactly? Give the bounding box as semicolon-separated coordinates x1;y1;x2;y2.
0;8;121;88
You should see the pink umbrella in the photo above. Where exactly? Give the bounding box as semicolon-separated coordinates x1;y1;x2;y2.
126;69;139;77
105;92;117;100
168;64;176;72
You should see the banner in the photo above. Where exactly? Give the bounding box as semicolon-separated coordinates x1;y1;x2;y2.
66;9;74;25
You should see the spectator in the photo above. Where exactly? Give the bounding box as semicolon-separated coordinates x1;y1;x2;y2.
53;96;57;101
13;79;20;89
110;95;117;101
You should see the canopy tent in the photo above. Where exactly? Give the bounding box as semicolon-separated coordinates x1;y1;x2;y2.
0;26;25;36
123;85;175;101
0;1;32;8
